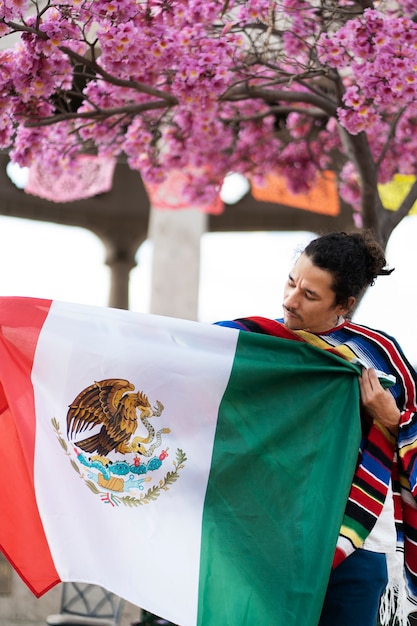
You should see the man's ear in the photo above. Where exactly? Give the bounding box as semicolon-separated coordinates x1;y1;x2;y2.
341;296;356;316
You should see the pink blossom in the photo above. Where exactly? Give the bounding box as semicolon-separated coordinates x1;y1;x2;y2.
2;0;417;217
0;0;29;21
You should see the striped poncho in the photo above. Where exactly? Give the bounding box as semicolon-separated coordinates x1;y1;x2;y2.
216;316;417;612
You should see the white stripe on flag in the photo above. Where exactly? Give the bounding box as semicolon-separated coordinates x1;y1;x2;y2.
32;301;238;625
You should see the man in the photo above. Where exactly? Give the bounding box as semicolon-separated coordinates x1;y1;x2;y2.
216;231;417;626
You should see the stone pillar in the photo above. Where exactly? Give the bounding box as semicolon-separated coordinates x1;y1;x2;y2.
103;246;139;310
148;207;208;321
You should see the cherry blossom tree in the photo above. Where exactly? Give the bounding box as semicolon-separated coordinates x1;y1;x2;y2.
1;0;417;247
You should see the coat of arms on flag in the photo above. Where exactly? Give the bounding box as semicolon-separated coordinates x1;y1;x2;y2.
51;378;186;507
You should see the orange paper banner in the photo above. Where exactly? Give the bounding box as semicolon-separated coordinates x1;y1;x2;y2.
251;170;340;216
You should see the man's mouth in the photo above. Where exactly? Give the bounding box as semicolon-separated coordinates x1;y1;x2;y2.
283;306;299;319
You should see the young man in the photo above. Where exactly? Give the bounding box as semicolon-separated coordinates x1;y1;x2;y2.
216;231;417;626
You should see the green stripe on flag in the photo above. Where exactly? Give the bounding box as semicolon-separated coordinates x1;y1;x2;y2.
198;331;361;626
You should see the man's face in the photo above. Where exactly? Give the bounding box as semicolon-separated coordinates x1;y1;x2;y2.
282;253;349;333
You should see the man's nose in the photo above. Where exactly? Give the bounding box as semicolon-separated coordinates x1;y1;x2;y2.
284;289;299;309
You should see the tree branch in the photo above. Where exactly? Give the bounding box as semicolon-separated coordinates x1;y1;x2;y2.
221;84;338;117
338;128;382;234
221;104;328;124
25;100;172;127
357;0;375;9
6;19;48;39
376;108;405;169
381;178;417;243
58;46;178;105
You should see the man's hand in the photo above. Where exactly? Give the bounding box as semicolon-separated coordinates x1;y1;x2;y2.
359;367;401;435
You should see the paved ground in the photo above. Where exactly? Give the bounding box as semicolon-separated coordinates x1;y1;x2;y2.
0;571;142;626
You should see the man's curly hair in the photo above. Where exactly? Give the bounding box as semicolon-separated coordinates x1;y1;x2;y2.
304;231;393;307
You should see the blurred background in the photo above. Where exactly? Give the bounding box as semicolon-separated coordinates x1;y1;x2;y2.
0;213;416;365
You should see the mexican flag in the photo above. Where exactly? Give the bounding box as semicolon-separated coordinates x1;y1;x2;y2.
0;297;361;626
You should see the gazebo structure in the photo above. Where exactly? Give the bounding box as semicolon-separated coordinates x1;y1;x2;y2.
0;153;353;316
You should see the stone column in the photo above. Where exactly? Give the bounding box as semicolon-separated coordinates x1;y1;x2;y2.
102;243;141;310
148;207;208;321
106;256;137;309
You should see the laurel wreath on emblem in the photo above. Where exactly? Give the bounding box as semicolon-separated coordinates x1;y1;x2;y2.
52;378;187;507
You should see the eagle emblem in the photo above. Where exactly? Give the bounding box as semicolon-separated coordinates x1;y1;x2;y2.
67;378;169;458
53;378;186;507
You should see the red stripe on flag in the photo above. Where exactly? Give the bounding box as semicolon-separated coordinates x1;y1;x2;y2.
0;297;60;596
